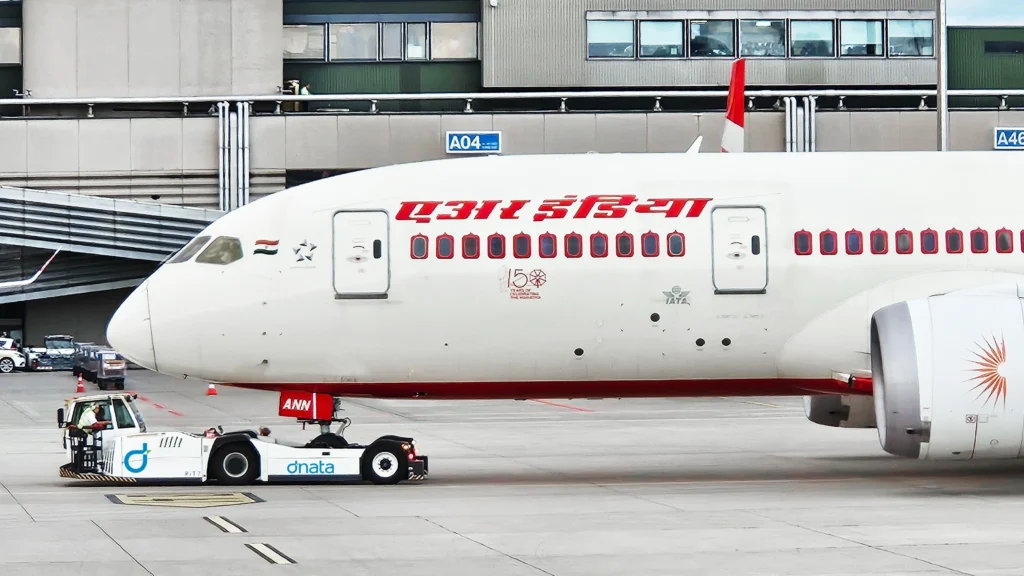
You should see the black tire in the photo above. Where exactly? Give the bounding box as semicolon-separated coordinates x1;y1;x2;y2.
209;443;259;485
362;443;405;485
0;358;13;373
115;379;125;390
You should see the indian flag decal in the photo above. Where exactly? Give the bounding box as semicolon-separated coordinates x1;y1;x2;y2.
254;239;279;255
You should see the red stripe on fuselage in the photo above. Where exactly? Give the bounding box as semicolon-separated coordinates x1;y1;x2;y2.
216;377;868;400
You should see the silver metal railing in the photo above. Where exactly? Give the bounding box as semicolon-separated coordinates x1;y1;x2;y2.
0;88;1021;109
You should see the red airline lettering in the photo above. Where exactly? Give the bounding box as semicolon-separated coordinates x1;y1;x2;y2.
534;195;578;222
436;200;477;220
574;194;637;219
635;198;712;218
396;201;443;223
397;197;714;222
499;200;530;220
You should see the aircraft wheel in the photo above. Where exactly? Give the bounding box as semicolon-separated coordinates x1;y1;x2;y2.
210;443;259;485
362;444;404;485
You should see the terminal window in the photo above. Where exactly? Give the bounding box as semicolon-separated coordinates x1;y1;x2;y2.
283;25;325;60
639;21;683;58
790;20;834;57
330;23;379;60
888;20;933;56
985;41;1024;54
431;22;478;59
839;20;884;56
690;20;734;58
739;20;785;57
587;20;635;58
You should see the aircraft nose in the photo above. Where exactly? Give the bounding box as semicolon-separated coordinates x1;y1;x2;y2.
107;281;157;371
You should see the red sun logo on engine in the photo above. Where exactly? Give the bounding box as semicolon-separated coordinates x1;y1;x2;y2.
966;335;1008;410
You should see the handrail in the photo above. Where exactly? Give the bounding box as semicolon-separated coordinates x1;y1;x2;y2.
0;88;1021;106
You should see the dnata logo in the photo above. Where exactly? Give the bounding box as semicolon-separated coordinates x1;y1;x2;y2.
124;443;151;474
287;460;335;474
282;398;311;411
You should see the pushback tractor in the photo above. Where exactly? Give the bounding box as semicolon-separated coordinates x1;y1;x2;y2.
57;391;428;485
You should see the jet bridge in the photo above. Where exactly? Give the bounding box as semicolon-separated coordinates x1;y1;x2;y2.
0;186;222;303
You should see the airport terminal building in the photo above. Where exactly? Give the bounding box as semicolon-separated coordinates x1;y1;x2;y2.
0;0;1021;345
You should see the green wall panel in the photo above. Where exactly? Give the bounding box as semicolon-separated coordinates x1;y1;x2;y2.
284;61;480;111
949;27;1024;90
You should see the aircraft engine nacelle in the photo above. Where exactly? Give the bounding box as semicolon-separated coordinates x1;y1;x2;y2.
803;394;876;428
871;284;1024;461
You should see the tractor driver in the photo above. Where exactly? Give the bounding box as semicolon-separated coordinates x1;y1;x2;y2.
77;403;112;432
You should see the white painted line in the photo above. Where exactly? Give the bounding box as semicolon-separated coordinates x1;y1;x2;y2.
204;515;246;534
246;542;296;564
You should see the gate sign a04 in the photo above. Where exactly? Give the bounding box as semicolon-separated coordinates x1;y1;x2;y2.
445;131;502;154
994;127;1024;150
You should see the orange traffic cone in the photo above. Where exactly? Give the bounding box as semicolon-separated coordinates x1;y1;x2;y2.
76;375;84;393
206;383;217;396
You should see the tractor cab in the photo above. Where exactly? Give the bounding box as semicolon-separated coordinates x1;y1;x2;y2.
58;393;147;474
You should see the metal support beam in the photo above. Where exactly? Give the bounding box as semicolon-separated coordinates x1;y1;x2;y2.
937;0;950;151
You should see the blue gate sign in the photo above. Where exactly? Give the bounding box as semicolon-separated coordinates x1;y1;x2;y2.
994;127;1024;150
445;131;502;154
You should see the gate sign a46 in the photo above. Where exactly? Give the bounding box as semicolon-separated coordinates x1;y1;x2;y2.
994;128;1024;150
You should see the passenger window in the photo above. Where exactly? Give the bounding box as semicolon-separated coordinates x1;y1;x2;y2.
436;235;454;259
488;234;505;258
820;230;837;255
921;229;938;254
539;234;557;258
667;232;685;257
971;229;988;253
996;229;1013;253
168;235;211;263
895;229;912;254
946;229;963;253
462;234;479;259
513;234;531;258
794;230;812;255
411;235;428;259
845;230;862;254
641;233;658;257
591;233;608;257
113;400;136;429
870;230;887;254
373;239;382;259
615;233;633;257
565;233;582;258
196;236;244;265
751;235;761;255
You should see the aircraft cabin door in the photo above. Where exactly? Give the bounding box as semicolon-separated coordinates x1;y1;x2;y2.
710;205;768;294
332;210;390;299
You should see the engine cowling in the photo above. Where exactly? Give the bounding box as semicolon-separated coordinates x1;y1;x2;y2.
871;284;1024;460
804;394;876;428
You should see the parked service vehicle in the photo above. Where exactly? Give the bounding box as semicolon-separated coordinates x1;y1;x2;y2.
0;338;26;373
77;347;127;390
71;342;95;377
22;334;76;371
57;391;428;485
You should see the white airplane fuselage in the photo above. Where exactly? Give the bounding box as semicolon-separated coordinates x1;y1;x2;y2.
106;150;1024;403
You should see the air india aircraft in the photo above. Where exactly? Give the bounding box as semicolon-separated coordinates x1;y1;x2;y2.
106;59;1024;463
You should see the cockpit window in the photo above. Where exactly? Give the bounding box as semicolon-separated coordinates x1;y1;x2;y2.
195;236;244;265
168;236;211;264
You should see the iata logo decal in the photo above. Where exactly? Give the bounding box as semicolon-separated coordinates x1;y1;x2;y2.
966;335;1008;410
663;286;691;305
124;443;151;474
396;195;711;224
